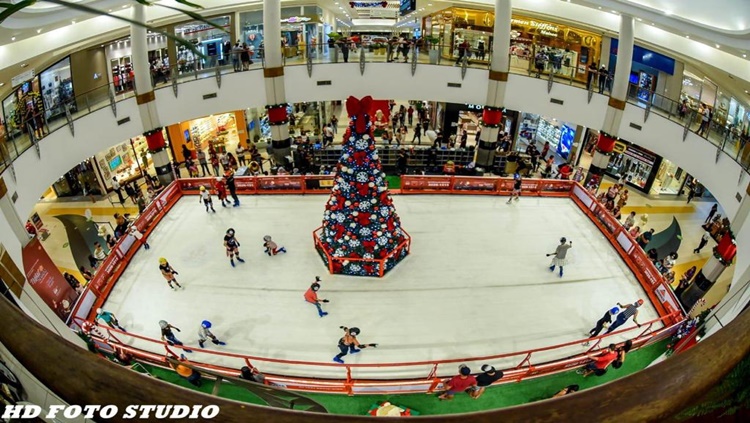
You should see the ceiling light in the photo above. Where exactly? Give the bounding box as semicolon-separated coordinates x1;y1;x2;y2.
597;6;601;9
651;22;655;26
0;83;4;87
36;28;42;34
664;11;673;15
108;9;112;12
71;20;76;24
744;54;747;58
685;35;689;39
20;63;28;68
11;37;15;41
636;18;642;22
122;5;128;8
716;44;720;48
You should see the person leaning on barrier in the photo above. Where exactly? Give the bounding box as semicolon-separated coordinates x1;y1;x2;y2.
239;366;266;384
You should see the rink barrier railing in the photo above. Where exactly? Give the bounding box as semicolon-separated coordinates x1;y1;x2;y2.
400;176;685;326
72;313;681;396
312;227;412;278
66;176;685;395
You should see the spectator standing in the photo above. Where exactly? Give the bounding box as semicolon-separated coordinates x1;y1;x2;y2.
236;145;246;167
111;177;125;203
586;62;598;90
197;150;210;176
637;228;655;249
407;105;414;126
598;65;608;93
623;211;637;230
693;230;711;254
169;354;202;386
705;204;718;224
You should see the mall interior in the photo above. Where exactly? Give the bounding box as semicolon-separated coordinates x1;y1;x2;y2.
0;0;750;421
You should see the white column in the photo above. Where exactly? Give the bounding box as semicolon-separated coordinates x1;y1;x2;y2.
131;3;153;94
600;36;611;69
263;0;282;68
610;15;634;102
490;0;511;73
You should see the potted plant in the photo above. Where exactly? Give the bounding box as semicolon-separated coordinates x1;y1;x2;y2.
425;36;440;64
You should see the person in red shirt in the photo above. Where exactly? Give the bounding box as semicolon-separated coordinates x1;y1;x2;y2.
303;277;328;317
578;344;618;377
438;365;477;400
214;177;228;207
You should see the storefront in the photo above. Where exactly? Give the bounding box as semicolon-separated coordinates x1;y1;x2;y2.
175;16;232;70
39;57;75;125
95;129;173;190
609;39;677;104
240;7;325;59
48;158;103;199
424;8;601;83
104;35;170;93
515;113;577;161
441;103;515;147
605;140;661;193
166;111;247;161
651;159;688;196
2;77;44;140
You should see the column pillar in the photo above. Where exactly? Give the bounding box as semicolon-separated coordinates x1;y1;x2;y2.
475;0;511;167
599;36;611;69
680;233;736;311
0;178;29;248
583;132;617;190
132;3;174;184
602;15;634;136
263;0;291;166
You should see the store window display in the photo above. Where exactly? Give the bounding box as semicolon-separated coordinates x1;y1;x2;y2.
1;79;46;140
652;160;687;196
96;129;172;190
515;113;576;163
39;57;75;125
48;159;102;199
606;143;660;191
175;16;232;70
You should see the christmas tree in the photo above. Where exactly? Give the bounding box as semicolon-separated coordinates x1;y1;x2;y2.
315;96;410;277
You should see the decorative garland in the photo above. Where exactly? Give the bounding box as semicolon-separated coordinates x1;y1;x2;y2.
350;1;388;8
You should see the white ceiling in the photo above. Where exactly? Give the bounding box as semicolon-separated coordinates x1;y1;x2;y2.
612;0;750;32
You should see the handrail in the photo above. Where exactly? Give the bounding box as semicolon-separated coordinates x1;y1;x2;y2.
2;47;748;190
2;278;749;421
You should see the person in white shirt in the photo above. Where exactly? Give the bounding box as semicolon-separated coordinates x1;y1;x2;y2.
694;231;711;254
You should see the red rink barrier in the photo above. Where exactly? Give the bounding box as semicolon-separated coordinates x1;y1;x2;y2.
68;175;685;395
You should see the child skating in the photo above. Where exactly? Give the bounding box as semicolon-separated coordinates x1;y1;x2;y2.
159;257;183;290
198;320;226;349
159;320;191;353
96;307;126;331
333;326;378;364
215;177;229;207
507;173;522;204
547;237;572;277
263;235;287;256
224;228;245;267
199;186;216;213
304;276;329;317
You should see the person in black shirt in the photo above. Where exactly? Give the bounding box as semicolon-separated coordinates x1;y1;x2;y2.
396;149;409;175
470;365;504;399
224;228;245;268
159;320;191;352
508;173;522;204
586;306;619;341
426;145;438;170
224;169;240;207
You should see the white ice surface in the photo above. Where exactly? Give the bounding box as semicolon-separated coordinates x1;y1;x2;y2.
103;195;661;379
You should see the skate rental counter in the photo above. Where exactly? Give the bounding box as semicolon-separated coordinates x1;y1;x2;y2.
65;175;685;396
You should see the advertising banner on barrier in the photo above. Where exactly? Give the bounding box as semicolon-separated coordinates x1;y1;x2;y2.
21;239;79;321
453;178;497;192
257;176;302;191
234;177;257;192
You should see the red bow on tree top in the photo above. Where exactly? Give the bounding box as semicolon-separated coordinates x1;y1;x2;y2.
346;95;373;135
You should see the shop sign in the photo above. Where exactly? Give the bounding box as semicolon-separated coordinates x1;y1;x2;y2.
11;69;35;88
613;141;627;154
281;16;311;23
623;145;655;165
31;212;43;230
510;18;560;37
465;104;484;110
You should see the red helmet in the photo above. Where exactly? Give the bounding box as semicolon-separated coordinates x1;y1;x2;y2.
637;299;644;306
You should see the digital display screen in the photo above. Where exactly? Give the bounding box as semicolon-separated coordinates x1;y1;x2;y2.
557;125;575;159
400;0;416;16
109;155;123;171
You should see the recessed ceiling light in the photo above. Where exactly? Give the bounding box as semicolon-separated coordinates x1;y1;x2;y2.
651;22;655;26
20;63;28;68
0;83;4;87
665;11;673;15
122;5;128;8
716;44;720;48
744;54;747;58
11;36;15;41
685;35;689;39
71;20;76;24
36;28;42;34
597;6;601;9
109;9;112;12
636;18;642;21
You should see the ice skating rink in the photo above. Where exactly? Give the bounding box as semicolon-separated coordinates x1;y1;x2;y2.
104;195;661;379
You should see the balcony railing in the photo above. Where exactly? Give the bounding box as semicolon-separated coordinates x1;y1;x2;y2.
1;43;747;183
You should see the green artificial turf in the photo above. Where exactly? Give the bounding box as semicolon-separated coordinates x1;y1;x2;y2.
386;175;401;189
137;339;668;416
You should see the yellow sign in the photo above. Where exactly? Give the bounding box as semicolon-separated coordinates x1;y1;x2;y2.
614;141;627;154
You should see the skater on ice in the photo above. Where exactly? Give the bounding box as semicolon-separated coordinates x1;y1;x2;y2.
547;237;572;277
198;320;226;348
159;320;192;352
199;186;216;213
507;173;522;204
159;257;183;290
605;300;644;333
263;235;287;256
224;228;245;267
96;307;126;331
215;177;229;207
304;276;329;317
333;326;377;364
